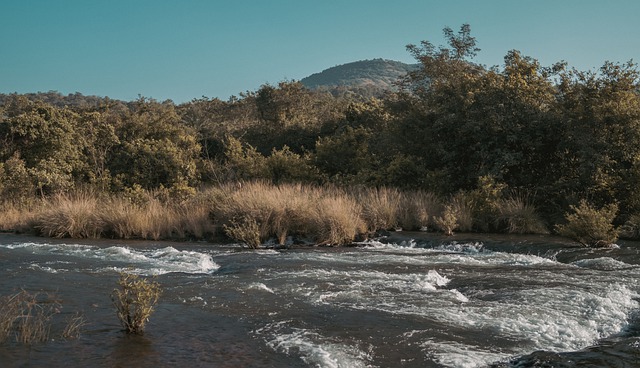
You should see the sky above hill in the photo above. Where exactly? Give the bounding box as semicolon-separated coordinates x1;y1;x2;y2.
2;0;639;103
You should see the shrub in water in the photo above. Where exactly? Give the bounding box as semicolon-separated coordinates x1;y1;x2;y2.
555;200;619;247
111;273;161;334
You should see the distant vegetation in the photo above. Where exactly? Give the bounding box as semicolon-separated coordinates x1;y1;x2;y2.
1;24;639;247
301;59;418;98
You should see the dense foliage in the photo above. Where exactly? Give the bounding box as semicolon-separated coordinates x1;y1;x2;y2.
2;24;639;243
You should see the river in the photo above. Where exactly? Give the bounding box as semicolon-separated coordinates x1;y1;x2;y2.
0;232;638;367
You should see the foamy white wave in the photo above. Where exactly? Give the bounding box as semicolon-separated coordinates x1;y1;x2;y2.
256;321;374;368
421;340;509;368
572;257;635;271
436;242;484;253
28;263;60;273
355;240;557;268
270;260;638;364
248;282;275;294
439;283;639;354
1;242;220;275
96;246;220;275
2;242;94;252
276;268;459;310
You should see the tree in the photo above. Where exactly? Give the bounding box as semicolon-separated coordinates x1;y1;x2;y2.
108;98;201;191
0;96;85;195
556;60;640;215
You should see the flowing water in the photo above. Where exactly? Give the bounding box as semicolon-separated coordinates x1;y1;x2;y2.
0;232;639;367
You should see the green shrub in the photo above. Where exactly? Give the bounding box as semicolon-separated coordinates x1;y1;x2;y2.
555;200;619;247
111;273;161;334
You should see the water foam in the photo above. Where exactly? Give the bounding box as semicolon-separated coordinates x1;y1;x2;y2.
267;253;638;366
1;241;220;275
572;257;636;271
420;340;509;368
359;240;557;267
248;282;275;294
256;321;375;368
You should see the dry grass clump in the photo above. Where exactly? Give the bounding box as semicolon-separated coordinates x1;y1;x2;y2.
449;193;474;232
0;201;37;233
0;290;84;344
111;273;161;334
356;187;403;232
24;189;214;241
434;205;459;236
495;194;548;234
211;182;366;246
314;194;367;245
61;312;86;340
212;182;320;246
32;192;104;238
397;191;441;231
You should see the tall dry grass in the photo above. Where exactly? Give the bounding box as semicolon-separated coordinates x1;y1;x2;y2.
0;201;37;233
0;290;61;344
356;187;403;232
1;182;551;245
33;192;104;238
27;190;215;241
210;182;365;246
397;191;441;231
495;194;548;234
448;192;474;232
314;194;366;245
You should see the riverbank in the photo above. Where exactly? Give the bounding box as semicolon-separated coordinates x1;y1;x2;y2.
1;182;556;248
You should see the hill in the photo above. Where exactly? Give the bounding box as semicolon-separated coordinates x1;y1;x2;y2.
300;59;418;97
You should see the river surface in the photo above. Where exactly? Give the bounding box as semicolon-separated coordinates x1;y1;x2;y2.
0;232;639;367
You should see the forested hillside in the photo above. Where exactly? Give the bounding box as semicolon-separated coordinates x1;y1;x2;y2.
1;25;639;244
301;59;418;97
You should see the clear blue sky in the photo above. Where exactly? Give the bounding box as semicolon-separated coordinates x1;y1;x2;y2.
1;0;638;103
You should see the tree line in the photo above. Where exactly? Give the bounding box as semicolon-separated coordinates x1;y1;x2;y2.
1;24;639;237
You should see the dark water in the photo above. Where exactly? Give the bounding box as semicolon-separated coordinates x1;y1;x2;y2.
0;232;639;367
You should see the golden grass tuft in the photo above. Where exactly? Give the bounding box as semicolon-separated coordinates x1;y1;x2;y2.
0;290;60;344
356;187;403;232
397;191;441;231
0;201;37;233
32;192;104;238
210;182;366;246
313;194;366;245
495;194;548;234
21;189;214;241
